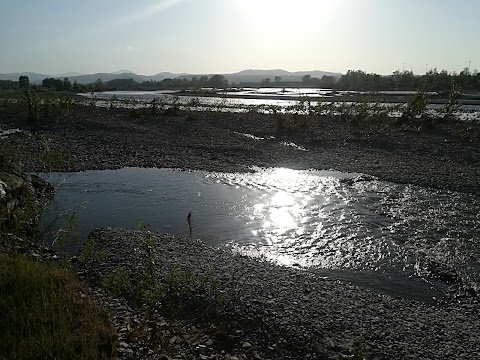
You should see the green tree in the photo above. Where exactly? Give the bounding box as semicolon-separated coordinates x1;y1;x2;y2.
275;76;282;83
19;75;30;88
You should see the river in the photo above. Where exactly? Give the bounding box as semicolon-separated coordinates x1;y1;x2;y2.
41;167;480;304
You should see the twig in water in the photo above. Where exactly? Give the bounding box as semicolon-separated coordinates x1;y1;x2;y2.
187;210;192;239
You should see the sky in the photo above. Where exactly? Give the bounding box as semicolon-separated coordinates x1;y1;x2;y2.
0;0;478;76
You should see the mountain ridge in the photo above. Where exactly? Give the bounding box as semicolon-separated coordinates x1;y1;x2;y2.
0;69;342;84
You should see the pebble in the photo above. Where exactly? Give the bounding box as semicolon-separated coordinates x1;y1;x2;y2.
74;228;480;360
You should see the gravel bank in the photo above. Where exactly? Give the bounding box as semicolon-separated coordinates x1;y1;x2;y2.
2;104;480;195
3;104;480;358
77;228;480;360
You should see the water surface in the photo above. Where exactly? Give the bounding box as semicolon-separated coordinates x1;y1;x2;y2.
42;167;480;302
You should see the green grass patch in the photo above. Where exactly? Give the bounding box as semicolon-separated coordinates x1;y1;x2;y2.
0;254;116;359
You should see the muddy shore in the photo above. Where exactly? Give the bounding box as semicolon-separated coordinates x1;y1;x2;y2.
2;104;480;359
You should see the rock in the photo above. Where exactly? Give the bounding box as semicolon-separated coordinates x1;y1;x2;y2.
242;341;252;349
0;167;53;238
205;339;214;347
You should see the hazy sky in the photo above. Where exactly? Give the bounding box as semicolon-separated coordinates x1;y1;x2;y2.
1;0;478;75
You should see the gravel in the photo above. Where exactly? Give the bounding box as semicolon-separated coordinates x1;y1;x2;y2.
3;104;480;359
76;228;480;360
3;105;480;195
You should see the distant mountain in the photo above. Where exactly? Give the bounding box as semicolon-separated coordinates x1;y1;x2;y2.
112;70;136;75
53;72;85;77
150;72;188;80
0;69;343;85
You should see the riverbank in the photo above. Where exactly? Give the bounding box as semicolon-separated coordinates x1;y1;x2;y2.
77;227;480;360
2;103;480;359
2;103;480;194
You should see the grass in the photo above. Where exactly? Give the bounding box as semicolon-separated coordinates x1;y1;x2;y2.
0;253;117;360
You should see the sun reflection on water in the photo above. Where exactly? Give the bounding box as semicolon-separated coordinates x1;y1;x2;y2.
212;167;399;269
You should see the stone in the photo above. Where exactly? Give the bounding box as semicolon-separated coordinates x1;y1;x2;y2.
205;339;214;347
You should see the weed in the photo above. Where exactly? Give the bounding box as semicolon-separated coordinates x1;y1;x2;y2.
88;91;96;107
0;253;116;359
442;83;461;120
311;101;334;117
58;94;74;111
403;88;428;119
23;89;40;121
79;237;106;263
52;212;80;250
149;98;164;114
108;94;118;110
50;211;81;271
38;133;75;171
102;267;130;296
337;341;367;360
164;95;181;115
185;97;201;111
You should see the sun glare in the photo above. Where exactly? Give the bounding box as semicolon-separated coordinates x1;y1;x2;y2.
235;0;334;24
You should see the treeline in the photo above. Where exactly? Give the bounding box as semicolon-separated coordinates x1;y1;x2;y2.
0;74;229;92
333;69;480;92
2;68;480;92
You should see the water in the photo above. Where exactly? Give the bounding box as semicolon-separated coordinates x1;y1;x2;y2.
41;167;480;302
79;89;480;121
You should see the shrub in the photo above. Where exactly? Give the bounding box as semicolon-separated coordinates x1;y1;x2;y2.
403;89;428;119
442;83;461;120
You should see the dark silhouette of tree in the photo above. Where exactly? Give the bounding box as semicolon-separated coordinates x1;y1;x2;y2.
105;78;136;90
318;75;336;88
208;74;228;88
302;74;311;84
0;80;17;90
261;78;271;85
19;75;30;88
58;67;480;93
42;77;64;90
63;77;72;91
94;79;104;92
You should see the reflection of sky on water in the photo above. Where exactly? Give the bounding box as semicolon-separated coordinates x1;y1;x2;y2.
42;167;480;293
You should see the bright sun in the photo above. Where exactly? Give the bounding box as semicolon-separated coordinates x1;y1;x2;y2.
233;0;335;35
236;0;333;21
